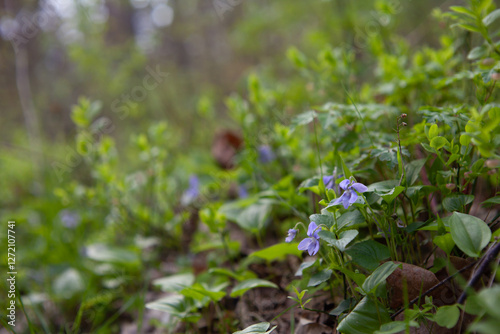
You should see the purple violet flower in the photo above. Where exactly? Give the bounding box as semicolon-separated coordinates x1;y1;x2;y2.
238;185;249;198
59;209;81;229
181;175;200;206
298;222;320;256
332;178;368;209
257;145;275;164
323;175;335;190
285;229;298;243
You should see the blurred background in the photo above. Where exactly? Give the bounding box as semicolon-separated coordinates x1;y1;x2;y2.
1;0;452;163
0;0;465;332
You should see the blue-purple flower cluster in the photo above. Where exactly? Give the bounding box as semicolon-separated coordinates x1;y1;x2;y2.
285;176;368;256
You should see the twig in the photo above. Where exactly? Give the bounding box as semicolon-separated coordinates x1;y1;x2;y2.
391;260;477;319
457;242;500;304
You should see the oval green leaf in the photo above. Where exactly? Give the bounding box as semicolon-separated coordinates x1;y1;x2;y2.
449;212;491;258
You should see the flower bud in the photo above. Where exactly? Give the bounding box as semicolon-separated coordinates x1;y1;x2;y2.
481;58;495;66
445;183;456;190
464;171;472;179
401;113;407;118
492;72;500;81
486;159;500;168
402;122;407;126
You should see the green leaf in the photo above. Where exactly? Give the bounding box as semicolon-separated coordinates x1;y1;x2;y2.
337;296;391;334
53;268;85;298
471;286;500;318
220;199;272;233
468;45;489;60
295;260;317;276
250;243;303;261
483;9;500;26
299;176;320;193
428;124;438;139
208;268;256;281
374;321;419;334
434;305;460;328
332;265;367;287
291;110;317;130
457;23;482;33
366;180;399;193
337;210;366;230
153;273;195;292
319;230;358;252
85;244;140;265
346;240;391;270
330;298;357;316
362;262;400;295
449;212;491;258
366;180;404;203
430;136;448;150
337;153;353;179
380;186;405;204
405;158;427;186
230;279;278;297
471;158;485;173
481;196;500;207
146;294;201;322
442;194;474;212
181;283;227;302
310;213;334;229
308;269;332;287
433;234;455;255
450;6;476;18
460;133;471;146
318;230;336;244
233;322;277;334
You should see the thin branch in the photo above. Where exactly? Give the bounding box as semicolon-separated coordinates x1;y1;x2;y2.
457;242;500;304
